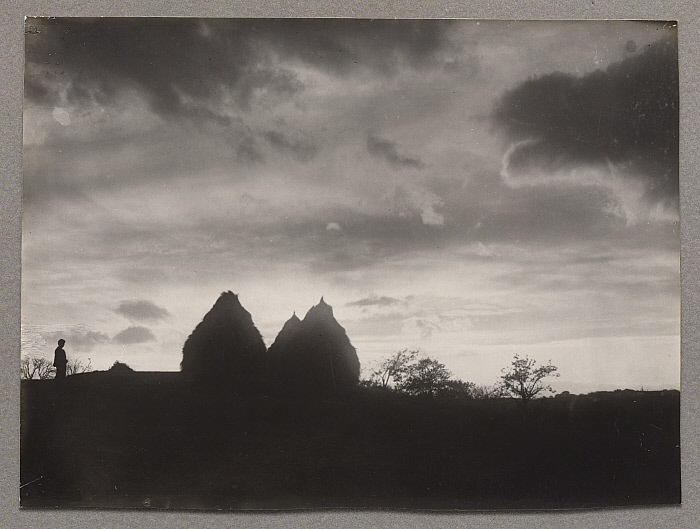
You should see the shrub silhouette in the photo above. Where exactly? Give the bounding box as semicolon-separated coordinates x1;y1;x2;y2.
181;291;266;387
268;298;360;395
108;361;135;374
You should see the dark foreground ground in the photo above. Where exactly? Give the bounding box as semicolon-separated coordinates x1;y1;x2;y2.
20;372;680;510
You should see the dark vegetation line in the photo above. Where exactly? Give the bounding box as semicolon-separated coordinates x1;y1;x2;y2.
20;374;681;509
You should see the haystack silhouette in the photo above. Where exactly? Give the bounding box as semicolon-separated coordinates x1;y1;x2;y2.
267;312;301;362
269;297;360;395
181;291;266;388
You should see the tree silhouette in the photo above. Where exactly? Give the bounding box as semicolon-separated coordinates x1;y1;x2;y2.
499;354;559;414
399;357;452;397
368;350;469;398
20;356;54;380
369;348;418;389
66;357;92;376
438;379;477;400
21;355;92;379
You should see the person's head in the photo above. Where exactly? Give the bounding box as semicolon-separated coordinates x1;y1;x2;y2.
58;339;65;347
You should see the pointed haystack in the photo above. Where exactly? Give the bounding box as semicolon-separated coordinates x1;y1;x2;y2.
181;291;266;386
267;312;301;361
271;297;360;394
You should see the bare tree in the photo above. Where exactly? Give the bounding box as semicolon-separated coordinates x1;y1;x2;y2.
21;355;92;379
369;348;418;389
20;356;38;380
66;357;92;376
20;356;55;380
20;356;35;380
499;354;559;414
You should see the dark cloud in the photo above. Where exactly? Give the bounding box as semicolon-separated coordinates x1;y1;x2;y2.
42;328;110;353
367;136;424;169
113;326;157;344
235;136;265;165
24;18;462;122
263;131;318;162
346;295;403;307
492;35;678;200
24;18;296;119
115;300;170;322
264;19;465;77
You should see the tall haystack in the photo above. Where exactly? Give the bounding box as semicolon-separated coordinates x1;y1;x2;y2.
181;291;266;386
270;298;360;394
267;312;301;361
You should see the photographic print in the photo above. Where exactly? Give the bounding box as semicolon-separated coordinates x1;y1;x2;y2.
20;18;680;510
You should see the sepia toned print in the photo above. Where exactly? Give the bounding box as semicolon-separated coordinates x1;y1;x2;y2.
20;18;679;509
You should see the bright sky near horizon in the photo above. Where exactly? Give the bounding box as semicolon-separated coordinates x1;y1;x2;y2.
21;19;680;393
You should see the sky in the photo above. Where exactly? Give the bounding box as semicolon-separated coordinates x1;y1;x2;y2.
21;18;680;393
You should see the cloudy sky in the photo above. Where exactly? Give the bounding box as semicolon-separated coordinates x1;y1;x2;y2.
22;18;679;392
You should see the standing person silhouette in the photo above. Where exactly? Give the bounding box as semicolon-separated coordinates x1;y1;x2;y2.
53;339;67;382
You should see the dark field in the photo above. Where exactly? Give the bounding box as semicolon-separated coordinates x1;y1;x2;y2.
20;372;680;510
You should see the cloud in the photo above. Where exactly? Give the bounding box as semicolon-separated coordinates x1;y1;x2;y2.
59;330;110;351
24;18;461;124
367;135;424;170
52;107;70;126
474;183;634;244
115;300;170;322
258;19;464;78
402;307;476;339
263;130;318;162
492;35;678;203
113;326;157;345
347;294;403;307
22;324;110;354
24;19;295;120
22;18;462;210
256;210;456;272
388;185;444;226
